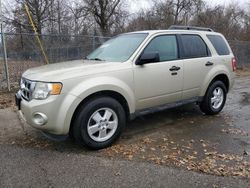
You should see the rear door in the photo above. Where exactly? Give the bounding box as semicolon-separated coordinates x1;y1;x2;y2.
178;34;214;100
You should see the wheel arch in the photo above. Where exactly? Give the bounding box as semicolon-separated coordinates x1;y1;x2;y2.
200;72;230;97
69;90;131;136
210;74;229;92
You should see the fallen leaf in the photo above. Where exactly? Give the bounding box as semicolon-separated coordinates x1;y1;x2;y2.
115;172;121;176
128;155;133;160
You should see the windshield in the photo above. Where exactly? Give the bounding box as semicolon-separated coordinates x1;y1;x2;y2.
87;33;148;62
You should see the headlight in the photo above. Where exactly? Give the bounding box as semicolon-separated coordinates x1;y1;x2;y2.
32;82;62;100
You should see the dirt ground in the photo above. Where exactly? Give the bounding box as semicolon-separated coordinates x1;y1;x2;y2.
0;70;250;180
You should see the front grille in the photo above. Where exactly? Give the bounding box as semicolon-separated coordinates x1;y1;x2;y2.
20;78;35;101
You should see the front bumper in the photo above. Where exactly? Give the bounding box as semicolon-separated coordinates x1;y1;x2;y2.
15;90;81;135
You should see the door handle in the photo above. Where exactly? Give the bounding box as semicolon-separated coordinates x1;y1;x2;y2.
169;66;181;71
205;61;214;66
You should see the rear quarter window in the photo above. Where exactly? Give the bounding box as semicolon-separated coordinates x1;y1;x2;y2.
207;35;230;55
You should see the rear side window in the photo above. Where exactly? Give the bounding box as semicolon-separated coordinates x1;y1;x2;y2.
180;35;210;59
207;35;230;55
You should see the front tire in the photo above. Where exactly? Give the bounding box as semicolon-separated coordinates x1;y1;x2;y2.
200;81;227;115
72;97;126;150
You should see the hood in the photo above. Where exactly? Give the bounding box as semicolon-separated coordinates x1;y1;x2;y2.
23;60;128;82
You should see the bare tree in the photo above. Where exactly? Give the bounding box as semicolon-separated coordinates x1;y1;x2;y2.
2;0;250;41
15;0;54;35
126;0;195;31
126;6;173;32
171;0;193;24
190;3;245;40
83;0;127;35
152;0;194;24
240;3;250;40
67;1;90;35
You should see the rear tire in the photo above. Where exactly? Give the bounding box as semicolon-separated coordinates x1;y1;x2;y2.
72;97;126;150
200;81;227;115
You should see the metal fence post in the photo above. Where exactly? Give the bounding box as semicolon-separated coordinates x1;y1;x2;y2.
92;35;96;51
1;27;10;91
0;0;10;91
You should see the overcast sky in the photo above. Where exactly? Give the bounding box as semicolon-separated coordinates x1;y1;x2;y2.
129;0;250;13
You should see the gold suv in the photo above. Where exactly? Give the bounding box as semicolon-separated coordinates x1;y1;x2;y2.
16;26;236;149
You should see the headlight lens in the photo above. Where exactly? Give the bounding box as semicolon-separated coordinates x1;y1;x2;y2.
32;82;62;100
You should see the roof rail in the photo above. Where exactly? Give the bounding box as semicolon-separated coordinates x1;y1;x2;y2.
168;25;214;32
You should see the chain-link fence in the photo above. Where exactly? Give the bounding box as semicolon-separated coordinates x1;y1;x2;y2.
229;40;250;69
0;33;250;91
0;33;110;90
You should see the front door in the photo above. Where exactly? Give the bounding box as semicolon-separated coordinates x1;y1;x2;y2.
134;35;183;110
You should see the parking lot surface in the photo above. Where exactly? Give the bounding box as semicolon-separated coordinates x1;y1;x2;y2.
0;74;249;187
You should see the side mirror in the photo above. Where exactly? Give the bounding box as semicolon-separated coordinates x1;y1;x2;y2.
136;52;160;65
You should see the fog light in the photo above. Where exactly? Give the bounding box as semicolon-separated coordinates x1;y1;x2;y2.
32;112;48;126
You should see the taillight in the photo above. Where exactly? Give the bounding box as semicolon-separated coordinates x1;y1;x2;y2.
232;57;237;72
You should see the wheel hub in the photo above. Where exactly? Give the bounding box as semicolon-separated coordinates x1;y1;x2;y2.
211;87;224;110
99;120;109;129
87;108;118;142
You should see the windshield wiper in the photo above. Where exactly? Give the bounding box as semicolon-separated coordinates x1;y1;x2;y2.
87;58;105;61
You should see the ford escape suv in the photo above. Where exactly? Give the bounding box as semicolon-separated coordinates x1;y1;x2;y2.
16;26;236;149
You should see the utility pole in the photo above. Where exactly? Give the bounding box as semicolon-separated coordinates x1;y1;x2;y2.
0;0;10;91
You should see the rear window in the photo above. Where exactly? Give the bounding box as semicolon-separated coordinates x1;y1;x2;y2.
207;35;230;55
180;35;210;59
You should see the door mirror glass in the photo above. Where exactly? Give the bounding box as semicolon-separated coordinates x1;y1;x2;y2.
136;52;160;65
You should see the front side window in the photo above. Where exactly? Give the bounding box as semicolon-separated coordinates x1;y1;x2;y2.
143;35;178;62
180;35;210;58
87;33;148;62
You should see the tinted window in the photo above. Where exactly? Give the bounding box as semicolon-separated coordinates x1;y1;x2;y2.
207;35;230;55
180;35;209;58
143;35;178;62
